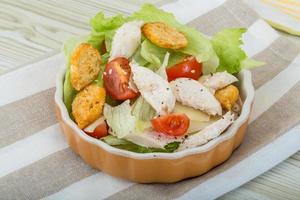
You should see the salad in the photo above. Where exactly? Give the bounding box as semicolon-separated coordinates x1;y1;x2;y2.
63;4;263;153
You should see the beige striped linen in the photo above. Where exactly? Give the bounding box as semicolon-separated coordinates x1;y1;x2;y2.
0;0;300;199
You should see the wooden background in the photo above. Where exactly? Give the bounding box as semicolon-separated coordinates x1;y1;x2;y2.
0;0;299;199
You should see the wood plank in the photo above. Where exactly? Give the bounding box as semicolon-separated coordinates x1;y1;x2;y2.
221;152;300;199
0;0;168;71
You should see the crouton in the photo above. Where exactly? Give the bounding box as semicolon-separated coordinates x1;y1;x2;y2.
70;43;101;91
72;84;106;129
142;22;188;49
215;85;239;110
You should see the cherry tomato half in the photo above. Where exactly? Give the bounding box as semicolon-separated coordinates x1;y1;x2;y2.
85;122;108;139
151;113;190;136
103;57;138;100
166;56;202;82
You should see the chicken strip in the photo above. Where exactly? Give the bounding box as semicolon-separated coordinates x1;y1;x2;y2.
131;61;175;115
170;78;222;115
199;71;238;93
110;21;144;61
177;111;234;151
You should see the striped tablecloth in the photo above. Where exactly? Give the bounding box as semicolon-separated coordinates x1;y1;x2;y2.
1;0;300;199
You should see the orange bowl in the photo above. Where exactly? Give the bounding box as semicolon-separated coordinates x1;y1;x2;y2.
55;66;254;183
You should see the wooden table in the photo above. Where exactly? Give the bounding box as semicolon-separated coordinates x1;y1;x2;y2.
1;0;299;198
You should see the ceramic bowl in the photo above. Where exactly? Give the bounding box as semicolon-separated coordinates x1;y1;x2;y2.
55;66;254;183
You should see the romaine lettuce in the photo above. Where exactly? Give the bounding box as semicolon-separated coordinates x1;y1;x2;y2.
156;52;170;79
63;36;89;113
102;135;180;153
212;28;264;74
240;58;265;69
89;12;127;51
136;39;186;71
63;68;77;114
140;39;166;69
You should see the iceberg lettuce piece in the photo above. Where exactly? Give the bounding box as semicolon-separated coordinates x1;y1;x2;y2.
103;100;136;138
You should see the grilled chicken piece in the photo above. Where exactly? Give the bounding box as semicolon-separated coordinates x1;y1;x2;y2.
131;61;175;115
110;21;144;61
170;78;222;116
177;111;234;151
199;71;238;93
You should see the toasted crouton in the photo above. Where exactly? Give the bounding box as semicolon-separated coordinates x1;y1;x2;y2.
72;84;106;129
142;22;188;49
215;85;239;110
70;43;101;91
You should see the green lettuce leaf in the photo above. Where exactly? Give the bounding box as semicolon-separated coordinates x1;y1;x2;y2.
156;52;170;79
131;46;149;66
63;36;89;113
101;135;180;153
132;97;156;121
129;4;180;28
101;135;129;145
103;100;137;138
137;39;186;71
211;28;263;74
202;53;220;75
63;68;77;114
140;39;166;69
104;99;152;138
90;12;126;32
212;28;247;74
164;142;181;152
89;12;127;51
240;58;265;69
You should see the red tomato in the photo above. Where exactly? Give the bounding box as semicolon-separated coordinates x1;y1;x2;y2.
103;57;138;100
151;114;190;136
166;56;202;82
85;122;108;139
